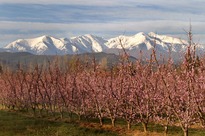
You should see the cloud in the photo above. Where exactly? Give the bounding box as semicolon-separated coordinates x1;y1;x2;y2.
0;0;137;6
1;0;205;8
0;0;205;46
0;20;205;45
1;3;205;24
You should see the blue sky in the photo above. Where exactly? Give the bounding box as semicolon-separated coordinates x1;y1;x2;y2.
0;0;205;46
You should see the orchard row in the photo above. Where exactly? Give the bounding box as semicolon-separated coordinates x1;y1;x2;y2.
0;49;205;136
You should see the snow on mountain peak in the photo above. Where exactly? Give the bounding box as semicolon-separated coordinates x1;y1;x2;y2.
148;32;188;45
41;35;52;42
106;32;153;50
134;32;146;37
70;34;108;52
3;32;205;61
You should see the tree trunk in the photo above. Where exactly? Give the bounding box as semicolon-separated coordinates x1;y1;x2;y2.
60;112;64;119
183;128;188;136
111;118;115;127
164;116;170;136
32;107;36;117
78;114;81;121
99;117;103;126
181;124;189;136
127;121;131;131
142;122;148;133
39;108;44;117
164;125;168;136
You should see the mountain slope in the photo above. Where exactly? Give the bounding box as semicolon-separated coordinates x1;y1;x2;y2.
4;35;67;55
4;34;108;55
106;32;188;53
105;32;204;60
0;52;136;70
70;34;108;53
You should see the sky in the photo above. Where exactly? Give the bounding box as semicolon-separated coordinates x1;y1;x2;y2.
0;0;205;47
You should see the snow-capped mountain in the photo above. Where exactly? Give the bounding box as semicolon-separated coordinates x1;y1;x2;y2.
70;34;108;53
4;34;108;55
2;32;205;61
105;32;191;60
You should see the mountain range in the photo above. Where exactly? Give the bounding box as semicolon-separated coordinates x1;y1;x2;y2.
0;52;136;71
1;32;205;61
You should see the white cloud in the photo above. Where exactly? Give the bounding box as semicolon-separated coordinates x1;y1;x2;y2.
1;0;203;8
0;0;135;6
1;20;205;47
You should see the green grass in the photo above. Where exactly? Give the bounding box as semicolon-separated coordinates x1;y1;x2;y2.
0;110;117;136
0;110;205;136
130;123;205;136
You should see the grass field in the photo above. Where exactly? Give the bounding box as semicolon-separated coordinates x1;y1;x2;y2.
0;110;117;136
0;110;204;136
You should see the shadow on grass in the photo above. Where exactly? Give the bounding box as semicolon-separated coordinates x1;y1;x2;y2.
0;110;117;136
0;110;204;136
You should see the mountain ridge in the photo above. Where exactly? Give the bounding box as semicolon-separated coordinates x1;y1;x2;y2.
2;32;205;61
